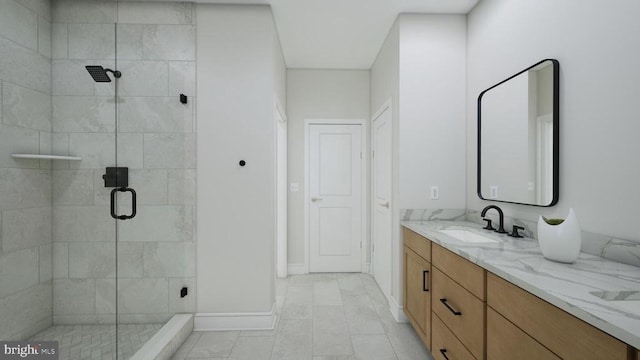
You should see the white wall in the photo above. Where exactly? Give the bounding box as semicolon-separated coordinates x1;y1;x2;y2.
371;14;467;308
398;14;467;210
286;69;371;270
196;4;285;315
467;0;640;242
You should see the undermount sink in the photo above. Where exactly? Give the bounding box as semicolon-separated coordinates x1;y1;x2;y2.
440;229;500;244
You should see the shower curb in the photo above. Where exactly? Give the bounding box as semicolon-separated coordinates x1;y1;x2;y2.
130;314;193;360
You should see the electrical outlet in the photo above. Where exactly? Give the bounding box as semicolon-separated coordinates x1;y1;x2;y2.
490;186;498;199
290;183;299;192
430;186;439;200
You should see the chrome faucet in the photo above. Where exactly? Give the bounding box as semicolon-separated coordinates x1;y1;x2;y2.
481;205;507;234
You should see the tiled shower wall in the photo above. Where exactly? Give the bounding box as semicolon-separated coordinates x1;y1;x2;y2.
0;0;53;340
50;0;196;324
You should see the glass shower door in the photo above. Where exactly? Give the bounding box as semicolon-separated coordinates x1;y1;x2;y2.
113;3;197;357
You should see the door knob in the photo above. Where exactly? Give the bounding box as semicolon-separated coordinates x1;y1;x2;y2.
380;201;389;208
311;197;323;202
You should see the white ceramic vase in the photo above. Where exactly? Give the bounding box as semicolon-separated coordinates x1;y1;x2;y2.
537;208;582;263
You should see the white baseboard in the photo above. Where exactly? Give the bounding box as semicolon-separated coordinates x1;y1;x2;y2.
389;295;408;323
194;303;277;331
287;263;307;275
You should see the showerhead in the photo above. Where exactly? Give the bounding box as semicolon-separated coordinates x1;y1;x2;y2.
85;65;121;83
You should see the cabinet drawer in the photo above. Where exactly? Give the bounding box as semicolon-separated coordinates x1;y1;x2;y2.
487;273;628;360
432;243;485;300
432;312;476;360
403;228;431;261
432;267;485;360
403;246;431;348
487;307;560;360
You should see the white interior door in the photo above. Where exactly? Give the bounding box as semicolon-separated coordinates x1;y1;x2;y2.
372;105;392;299
309;124;363;272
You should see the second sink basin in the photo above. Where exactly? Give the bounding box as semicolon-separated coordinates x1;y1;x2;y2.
440;229;500;244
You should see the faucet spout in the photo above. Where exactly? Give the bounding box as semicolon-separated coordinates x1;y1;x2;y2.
481;205;508;234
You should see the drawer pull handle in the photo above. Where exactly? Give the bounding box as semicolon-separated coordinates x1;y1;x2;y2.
440;349;450;360
422;270;429;291
440;298;462;316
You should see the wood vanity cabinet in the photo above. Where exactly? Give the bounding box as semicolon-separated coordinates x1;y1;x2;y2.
487;272;629;360
403;228;432;349
432;243;486;360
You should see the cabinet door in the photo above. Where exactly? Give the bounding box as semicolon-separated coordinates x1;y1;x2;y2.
404;246;431;348
487;307;560;360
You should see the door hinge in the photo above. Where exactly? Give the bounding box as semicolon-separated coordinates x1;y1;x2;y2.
360;241;362;249
372;150;375;158
360;152;362;159
372;242;375;252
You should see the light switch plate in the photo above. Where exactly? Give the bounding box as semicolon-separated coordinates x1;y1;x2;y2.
290;183;299;192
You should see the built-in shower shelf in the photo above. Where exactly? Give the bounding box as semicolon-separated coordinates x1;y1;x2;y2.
11;154;82;161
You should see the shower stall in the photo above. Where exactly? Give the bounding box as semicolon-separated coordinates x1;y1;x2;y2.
0;0;196;358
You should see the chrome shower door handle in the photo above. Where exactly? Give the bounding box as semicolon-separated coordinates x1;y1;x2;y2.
110;187;137;220
380;201;390;208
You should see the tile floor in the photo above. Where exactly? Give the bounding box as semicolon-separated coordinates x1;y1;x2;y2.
172;273;432;360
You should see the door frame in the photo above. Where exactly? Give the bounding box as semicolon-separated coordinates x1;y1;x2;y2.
304;119;368;274
275;99;288;278
370;99;393;299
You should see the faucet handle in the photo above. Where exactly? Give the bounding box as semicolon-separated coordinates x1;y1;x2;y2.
482;218;495;231
509;225;525;238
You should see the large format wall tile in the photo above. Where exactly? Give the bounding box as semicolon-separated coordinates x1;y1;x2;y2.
117;60;168;96
117;205;193;242
38;16;51;58
53;205;115;243
52;59;96;96
116;24;143;60
39;244;53;283
0;248;40;298
0;124;40;168
118;278;168;314
144;133;195;169
52;0;116;24
52;242;68;278
142;25;195;61
3;82;51;131
168;169;195;205
53;278;95;315
0;169;52;211
68;23;115;60
53;169;95;205
51;23;67;59
118;96;192;133
169;277;196;313
95;278;115;315
117;242;143;278
2;206;51;253
169;61;196;97
68;133;115;169
68;242;115;278
143;242;196;277
117;2;193;25
0;0;38;51
0;38;50;93
0;283;52;340
16;0;51;21
128;169;168;205
53;96;115;133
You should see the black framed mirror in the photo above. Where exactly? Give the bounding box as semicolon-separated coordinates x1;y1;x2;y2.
478;59;559;207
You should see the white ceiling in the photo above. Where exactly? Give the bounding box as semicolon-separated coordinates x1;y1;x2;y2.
178;0;479;69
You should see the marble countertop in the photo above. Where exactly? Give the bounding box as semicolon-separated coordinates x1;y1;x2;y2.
401;220;640;349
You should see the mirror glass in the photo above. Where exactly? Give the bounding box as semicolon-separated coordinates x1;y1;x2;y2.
478;59;559;206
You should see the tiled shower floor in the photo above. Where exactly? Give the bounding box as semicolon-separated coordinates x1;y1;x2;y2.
30;324;163;360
